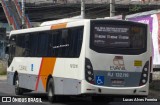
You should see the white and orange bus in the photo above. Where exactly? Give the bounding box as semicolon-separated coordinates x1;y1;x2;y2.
7;19;152;102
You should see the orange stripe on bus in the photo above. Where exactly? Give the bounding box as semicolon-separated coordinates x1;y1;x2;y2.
35;58;56;91
35;58;44;91
51;23;67;30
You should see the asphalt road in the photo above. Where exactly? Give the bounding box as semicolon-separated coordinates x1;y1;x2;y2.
0;79;160;105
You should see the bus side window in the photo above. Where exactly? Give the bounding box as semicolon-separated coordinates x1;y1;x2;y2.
38;31;50;57
61;29;69;57
69;28;77;57
24;34;30;57
30;32;39;57
77;27;83;56
62;29;68;39
10;36;16;56
50;30;60;57
49;27;83;58
68;27;83;58
15;34;25;57
8;36;16;66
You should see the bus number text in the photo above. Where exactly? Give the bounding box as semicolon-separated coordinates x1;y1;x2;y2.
70;64;78;69
107;72;129;78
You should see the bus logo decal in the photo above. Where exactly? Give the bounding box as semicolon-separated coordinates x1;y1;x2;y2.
110;56;126;70
113;56;124;66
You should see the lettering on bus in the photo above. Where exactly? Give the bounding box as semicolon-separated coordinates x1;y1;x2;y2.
107;72;114;77
110;56;126;71
110;66;126;71
70;64;78;69
107;72;129;78
51;44;69;49
107;35;129;40
115;72;129;78
93;25;130;48
19;65;27;71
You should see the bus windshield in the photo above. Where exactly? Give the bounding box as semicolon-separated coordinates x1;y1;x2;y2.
90;20;147;55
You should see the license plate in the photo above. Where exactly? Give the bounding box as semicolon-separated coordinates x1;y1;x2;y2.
111;79;124;84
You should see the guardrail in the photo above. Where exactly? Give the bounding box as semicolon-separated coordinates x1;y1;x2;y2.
12;15;20;30
14;0;31;28
1;0;12;25
3;0;20;30
13;0;22;17
25;15;31;28
1;0;17;29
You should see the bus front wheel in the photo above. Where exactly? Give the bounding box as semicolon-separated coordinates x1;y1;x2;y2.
47;78;56;103
14;75;23;95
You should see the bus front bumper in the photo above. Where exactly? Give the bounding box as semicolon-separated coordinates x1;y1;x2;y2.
81;80;149;96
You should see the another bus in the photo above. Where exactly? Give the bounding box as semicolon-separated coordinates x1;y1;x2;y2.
7;19;152;102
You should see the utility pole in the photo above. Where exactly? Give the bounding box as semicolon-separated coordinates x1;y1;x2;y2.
81;0;85;19
110;0;115;17
21;0;25;29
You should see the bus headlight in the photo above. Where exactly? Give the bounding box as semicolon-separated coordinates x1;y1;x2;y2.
139;61;149;86
85;58;95;84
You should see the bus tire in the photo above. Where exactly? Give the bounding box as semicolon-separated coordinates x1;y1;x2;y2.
14;75;23;95
47;78;56;103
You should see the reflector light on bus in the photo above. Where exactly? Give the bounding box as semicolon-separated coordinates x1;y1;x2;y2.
85;58;95;84
139;61;149;86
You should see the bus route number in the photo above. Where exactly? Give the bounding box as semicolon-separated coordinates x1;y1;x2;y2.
70;64;78;69
107;72;129;78
115;72;129;78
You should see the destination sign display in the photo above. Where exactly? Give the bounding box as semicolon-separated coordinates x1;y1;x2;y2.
93;25;130;48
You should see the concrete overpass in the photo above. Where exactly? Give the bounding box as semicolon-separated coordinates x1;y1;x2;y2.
1;0;160;23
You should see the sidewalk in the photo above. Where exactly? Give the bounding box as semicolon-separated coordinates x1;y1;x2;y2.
0;75;7;80
149;89;160;101
150;80;160;90
149;80;160;101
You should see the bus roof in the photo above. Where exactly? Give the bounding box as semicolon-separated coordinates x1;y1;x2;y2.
9;19;88;36
40;18;83;26
9;19;143;37
9;25;51;36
